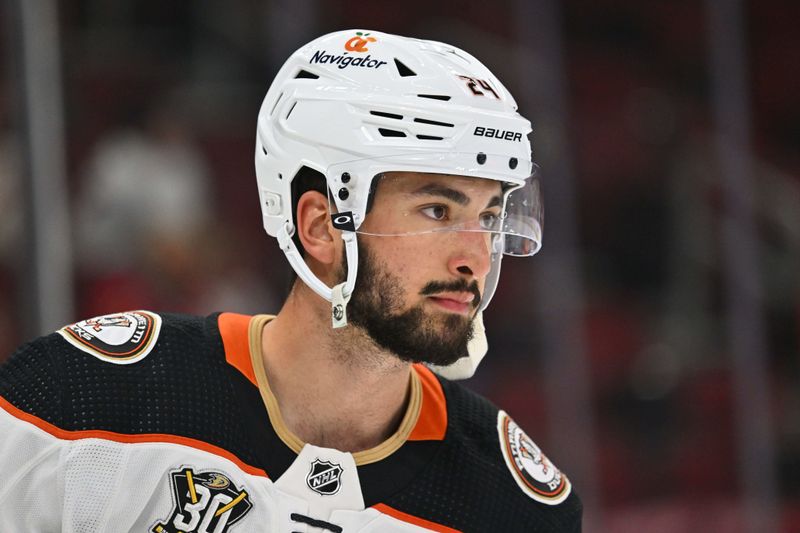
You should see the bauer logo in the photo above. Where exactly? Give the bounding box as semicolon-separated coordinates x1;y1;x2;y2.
310;49;388;70
474;126;523;142
151;468;252;533
306;459;343;495
345;31;376;52
58;310;162;364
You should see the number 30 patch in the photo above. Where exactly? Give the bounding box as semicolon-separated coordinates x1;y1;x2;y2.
151;468;252;533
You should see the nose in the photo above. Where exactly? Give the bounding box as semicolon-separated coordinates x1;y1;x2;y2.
446;230;492;280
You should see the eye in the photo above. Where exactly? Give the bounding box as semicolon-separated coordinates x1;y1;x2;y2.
420;205;448;221
479;210;501;230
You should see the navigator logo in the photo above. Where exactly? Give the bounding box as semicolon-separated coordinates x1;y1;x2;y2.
309;49;387;70
345;31;376;52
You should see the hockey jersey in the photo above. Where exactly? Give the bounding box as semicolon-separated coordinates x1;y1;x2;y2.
0;311;582;532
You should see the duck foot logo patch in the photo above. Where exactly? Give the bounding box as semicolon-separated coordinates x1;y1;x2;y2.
152;468;252;533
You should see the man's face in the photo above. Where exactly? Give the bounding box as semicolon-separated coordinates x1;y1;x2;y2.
343;172;503;366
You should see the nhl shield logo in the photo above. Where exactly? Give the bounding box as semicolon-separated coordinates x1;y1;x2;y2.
152;467;252;533
306;459;343;495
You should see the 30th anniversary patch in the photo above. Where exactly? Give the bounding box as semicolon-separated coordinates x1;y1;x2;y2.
497;410;571;505
151;467;252;533
57;310;162;364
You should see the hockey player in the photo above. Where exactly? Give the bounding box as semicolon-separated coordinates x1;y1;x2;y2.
0;30;582;531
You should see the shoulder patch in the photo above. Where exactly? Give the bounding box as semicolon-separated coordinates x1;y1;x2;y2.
497;410;571;505
57;311;162;364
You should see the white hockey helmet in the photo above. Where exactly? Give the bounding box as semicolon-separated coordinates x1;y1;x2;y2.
255;30;542;378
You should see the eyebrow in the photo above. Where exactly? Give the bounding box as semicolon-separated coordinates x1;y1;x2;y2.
411;183;502;209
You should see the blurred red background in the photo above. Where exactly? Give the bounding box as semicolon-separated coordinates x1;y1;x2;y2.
1;1;798;531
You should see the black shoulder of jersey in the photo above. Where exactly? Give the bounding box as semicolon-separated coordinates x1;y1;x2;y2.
385;376;583;533
0;311;267;467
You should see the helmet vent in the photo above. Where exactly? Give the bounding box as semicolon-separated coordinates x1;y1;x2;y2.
378;128;407;138
417;94;451;101
416;135;444;140
394;58;417;77
286;102;297;120
270;92;285;116
414;117;454;128
295;69;319;79
370;110;403;120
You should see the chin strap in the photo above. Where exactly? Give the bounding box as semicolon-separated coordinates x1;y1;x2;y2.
331;282;352;328
428;312;488;380
277;222;358;327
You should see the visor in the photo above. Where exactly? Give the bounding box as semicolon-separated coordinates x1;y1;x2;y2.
327;155;542;257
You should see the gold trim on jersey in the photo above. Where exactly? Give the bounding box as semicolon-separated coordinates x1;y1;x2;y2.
247;314;422;466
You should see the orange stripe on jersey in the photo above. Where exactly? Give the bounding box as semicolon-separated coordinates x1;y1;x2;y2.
373;503;462;532
408;364;447;441
0;395;268;478
218;312;257;386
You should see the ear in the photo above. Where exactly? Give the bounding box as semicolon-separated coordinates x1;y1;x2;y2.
296;190;338;267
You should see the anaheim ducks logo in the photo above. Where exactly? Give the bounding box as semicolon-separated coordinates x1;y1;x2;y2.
57;311;161;364
204;473;231;490
497;410;571;505
152;468;252;533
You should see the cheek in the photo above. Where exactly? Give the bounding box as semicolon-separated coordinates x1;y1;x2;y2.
379;242;418;278
366;237;437;281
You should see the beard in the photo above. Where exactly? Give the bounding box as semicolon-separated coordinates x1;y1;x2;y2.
343;242;480;367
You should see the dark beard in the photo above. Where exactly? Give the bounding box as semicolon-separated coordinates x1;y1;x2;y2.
343;243;479;367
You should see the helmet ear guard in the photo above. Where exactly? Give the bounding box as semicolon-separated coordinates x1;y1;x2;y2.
255;29;541;378
275;218;359;328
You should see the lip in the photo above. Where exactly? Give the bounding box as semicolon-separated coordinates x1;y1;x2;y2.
427;292;475;314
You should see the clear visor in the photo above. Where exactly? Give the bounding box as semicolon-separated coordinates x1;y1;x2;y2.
330;165;543;257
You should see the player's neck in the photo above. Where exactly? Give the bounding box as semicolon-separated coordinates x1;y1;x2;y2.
260;288;412;453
